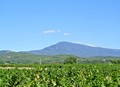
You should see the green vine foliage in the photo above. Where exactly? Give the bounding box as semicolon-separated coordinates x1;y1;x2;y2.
0;64;120;87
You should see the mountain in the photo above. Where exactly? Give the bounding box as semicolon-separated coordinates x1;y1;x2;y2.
28;41;120;57
1;43;120;64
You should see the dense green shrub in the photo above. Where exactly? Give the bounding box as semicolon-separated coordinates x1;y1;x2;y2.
64;56;77;64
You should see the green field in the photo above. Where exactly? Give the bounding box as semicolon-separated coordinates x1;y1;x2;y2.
0;64;120;87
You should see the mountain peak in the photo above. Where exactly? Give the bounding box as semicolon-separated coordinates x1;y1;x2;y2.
56;41;73;44
56;41;97;48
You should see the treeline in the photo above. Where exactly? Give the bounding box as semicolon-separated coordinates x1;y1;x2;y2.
0;51;120;64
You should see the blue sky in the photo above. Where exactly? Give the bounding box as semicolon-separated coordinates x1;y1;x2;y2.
0;0;120;51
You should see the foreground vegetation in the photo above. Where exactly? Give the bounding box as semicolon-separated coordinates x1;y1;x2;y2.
1;51;120;86
0;64;120;86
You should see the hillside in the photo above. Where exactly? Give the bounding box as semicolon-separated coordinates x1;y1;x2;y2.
0;50;80;64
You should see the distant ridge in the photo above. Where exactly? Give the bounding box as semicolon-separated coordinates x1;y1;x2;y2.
27;41;120;57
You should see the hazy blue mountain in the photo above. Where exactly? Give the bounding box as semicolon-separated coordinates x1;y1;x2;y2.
1;42;120;64
28;42;120;57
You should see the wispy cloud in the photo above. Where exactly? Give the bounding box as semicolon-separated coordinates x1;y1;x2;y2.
43;30;61;34
64;33;71;36
43;30;71;36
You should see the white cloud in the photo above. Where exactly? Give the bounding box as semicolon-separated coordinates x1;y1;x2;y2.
43;30;61;34
43;30;71;36
64;33;71;36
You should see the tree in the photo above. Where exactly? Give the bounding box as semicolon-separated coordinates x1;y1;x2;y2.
111;60;120;64
64;56;77;64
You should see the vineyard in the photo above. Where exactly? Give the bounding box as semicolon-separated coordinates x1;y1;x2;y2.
0;64;120;87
